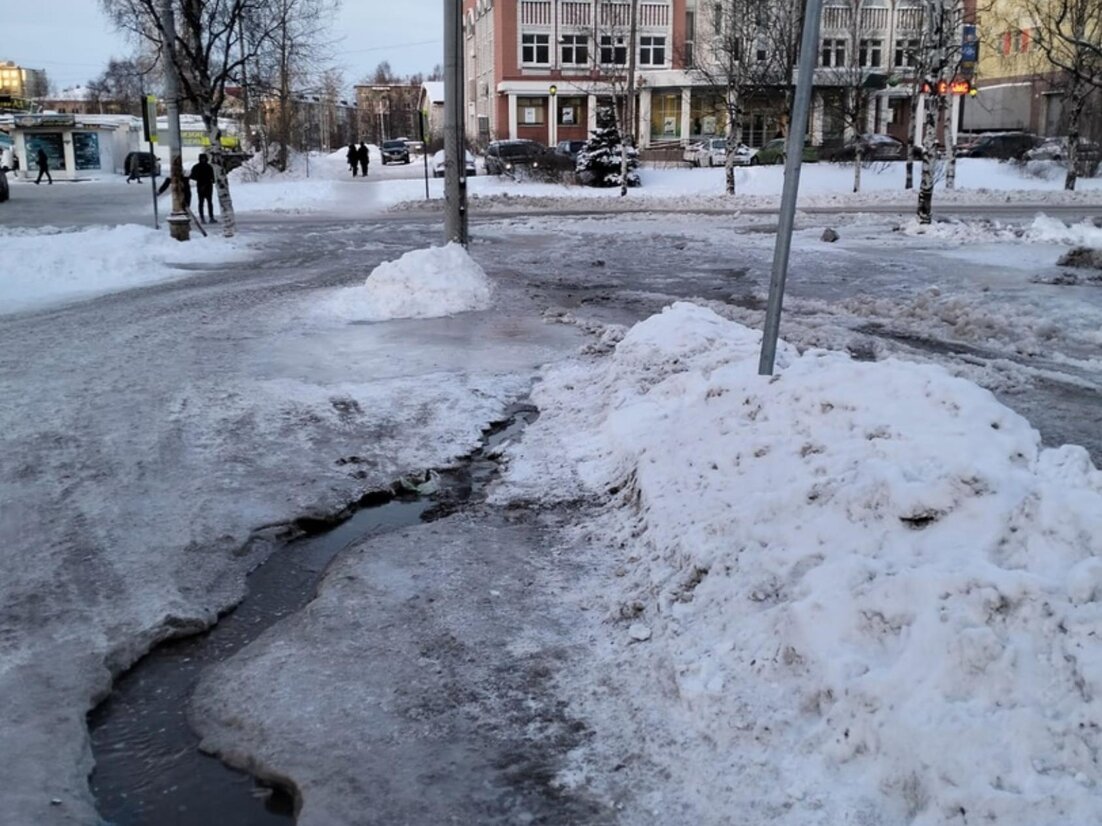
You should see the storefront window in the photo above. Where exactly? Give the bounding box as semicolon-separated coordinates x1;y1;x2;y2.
558;97;584;126
73;132;101;170
650;93;681;138
517;97;546;125
24;133;65;169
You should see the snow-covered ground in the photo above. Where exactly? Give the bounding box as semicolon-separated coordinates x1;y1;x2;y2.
0;224;252;314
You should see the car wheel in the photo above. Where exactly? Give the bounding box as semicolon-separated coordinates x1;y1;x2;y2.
707;156;714;167
749;156;759;166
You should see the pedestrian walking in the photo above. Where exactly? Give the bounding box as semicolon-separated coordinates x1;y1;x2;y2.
358;142;369;177
35;148;52;185
347;142;359;177
189;153;216;223
126;154;142;183
11;152;19;175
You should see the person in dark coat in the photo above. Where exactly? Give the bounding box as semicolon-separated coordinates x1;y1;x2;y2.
126;154;142;183
347;142;359;177
188;153;216;223
357;142;369;177
35;148;52;185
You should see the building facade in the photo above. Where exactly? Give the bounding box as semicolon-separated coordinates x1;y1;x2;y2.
460;0;938;149
0;61;48;108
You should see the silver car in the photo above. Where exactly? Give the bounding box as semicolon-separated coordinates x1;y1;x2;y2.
431;149;477;178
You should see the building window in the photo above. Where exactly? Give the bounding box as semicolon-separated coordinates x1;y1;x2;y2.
600;35;628;65
521;33;550;65
821;38;846;67
894;38;919;67
685;10;695;67
1020;28;1030;52
558;96;584;125
713;3;723;34
517;96;546;124
639;36;666;66
756;45;768;62
560;34;588;65
859;39;882;67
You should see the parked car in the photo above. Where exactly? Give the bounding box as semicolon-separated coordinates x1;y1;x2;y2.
380;139;411;165
431;149;477;178
484;139;548;175
957;132;1042;160
123;151;162;177
0;164;8;203
685;138;755;167
554;140;587;161
750;138;819;165
826;133;906;162
1024;136;1102;163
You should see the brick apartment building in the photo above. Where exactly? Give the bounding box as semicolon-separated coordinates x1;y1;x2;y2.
461;0;940;149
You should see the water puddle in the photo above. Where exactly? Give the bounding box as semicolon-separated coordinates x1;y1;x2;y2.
88;403;537;825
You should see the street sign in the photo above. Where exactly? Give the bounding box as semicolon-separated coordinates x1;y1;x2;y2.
143;95;158;143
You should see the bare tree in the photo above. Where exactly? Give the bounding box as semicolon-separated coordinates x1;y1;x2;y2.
1011;0;1102;189
690;0;789;194
818;0;891;192
87;56;156;115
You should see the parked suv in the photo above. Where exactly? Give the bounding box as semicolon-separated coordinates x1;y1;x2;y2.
484;140;548;175
123;151;162;177
381;139;411;165
957;132;1042;160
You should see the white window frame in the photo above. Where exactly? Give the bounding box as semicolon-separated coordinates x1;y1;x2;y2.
561;33;589;66
639;35;666;66
521;32;551;65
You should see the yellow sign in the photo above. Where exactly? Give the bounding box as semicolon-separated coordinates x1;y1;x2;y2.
151;131;241;149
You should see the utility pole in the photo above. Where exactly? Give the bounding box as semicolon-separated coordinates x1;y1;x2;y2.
443;0;468;245
758;0;824;375
159;0;190;241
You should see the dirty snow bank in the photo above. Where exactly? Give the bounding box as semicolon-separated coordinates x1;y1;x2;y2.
901;213;1102;245
0;223;251;315
495;302;1102;825
319;243;493;321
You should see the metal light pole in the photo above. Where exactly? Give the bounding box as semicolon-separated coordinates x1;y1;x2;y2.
159;0;190;241
443;0;468;245
758;0;824;375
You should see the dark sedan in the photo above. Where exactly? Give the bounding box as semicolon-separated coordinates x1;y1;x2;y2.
825;133;906;162
957;132;1042;160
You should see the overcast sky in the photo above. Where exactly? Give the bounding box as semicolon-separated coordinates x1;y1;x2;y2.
5;0;443;92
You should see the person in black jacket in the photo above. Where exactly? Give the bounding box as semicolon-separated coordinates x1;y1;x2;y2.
189;153;216;223
357;141;369;177
35;148;52;185
347;142;359;177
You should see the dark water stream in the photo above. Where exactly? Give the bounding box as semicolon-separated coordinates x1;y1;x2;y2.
88;404;537;825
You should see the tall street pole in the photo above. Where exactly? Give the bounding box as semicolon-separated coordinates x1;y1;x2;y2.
758;0;824;375
159;0;190;241
443;0;469;245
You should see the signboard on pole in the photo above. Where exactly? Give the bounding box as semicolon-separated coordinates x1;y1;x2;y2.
960;24;979;79
143;95;158;143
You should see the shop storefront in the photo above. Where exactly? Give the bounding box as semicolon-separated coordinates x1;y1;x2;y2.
11;114;136;180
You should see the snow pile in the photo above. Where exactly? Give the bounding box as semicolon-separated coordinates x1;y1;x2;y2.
900;214;1102;246
497;302;1102;824
0;224;251;315
319;243;493;321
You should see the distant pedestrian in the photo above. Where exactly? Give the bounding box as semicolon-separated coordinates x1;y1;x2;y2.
189;153;217;223
126;154;142;183
358;142;369;177
35;148;52;185
12;152;20;175
347;142;359;177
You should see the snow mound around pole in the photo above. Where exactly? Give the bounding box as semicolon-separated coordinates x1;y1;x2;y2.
495;300;1102;825
323;243;493;321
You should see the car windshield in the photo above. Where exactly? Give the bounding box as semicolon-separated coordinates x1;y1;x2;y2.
382;141;405;149
710;139;725;149
498;143;538;157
